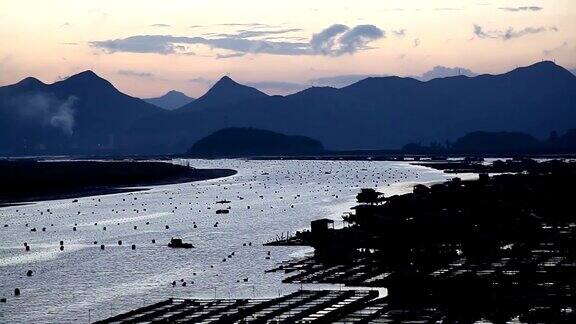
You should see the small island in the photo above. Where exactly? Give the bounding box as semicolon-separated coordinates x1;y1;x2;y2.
0;160;236;207
187;127;325;158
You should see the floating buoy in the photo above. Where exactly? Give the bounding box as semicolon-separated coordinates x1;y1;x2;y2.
100;244;105;250
25;246;30;251
60;241;64;246
14;288;20;296
131;244;136;250
151;239;156;244
0;298;6;303
72;227;76;231
165;225;170;229
60;246;64;251
26;270;33;277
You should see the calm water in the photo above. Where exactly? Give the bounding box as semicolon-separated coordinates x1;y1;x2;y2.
0;159;459;323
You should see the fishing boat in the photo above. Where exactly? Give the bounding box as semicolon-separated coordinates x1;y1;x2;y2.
168;238;194;248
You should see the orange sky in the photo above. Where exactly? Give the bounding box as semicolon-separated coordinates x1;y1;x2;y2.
0;0;574;97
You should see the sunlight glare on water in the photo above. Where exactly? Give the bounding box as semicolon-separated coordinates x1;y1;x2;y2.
0;159;452;323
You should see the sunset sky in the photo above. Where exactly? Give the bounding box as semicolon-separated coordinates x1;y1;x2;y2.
1;0;574;97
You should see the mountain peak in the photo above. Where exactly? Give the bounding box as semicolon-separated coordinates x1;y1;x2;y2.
507;60;573;79
16;76;44;87
67;70;102;81
213;75;238;87
176;75;267;111
143;90;194;110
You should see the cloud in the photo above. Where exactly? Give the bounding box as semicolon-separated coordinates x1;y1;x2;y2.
310;24;349;55
499;6;543;12
473;24;557;40
151;23;171;27
216;52;245;59
214;28;302;39
62;42;79;46
417;66;477;81
392;29;406;37
189;77;214;84
413;38;420;47
336;25;385;55
89;24;384;57
117;69;154;78
310;24;384;56
543;41;568;55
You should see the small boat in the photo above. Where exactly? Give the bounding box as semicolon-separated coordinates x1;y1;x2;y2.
216;209;229;214
168;238;194;248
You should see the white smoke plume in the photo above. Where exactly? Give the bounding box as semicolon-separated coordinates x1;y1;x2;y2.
11;93;78;135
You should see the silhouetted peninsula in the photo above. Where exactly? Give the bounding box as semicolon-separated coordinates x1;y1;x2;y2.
187;127;324;157
0;160;236;207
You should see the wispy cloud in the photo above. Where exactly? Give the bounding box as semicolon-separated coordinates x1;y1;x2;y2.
418;66;477;81
118;69;154;78
499;6;542;12
434;7;463;11
392;29;406;37
473;24;557;40
89;24;384;57
543;41;568;55
150;23;171;28
216;52;245;59
189;77;214;84
213;28;302;39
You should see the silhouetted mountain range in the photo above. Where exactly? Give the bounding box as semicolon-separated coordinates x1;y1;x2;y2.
1;61;575;156
0;71;162;155
187;127;324;157
143;90;194;110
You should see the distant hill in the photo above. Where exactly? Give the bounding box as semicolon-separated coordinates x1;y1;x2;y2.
176;76;268;112
403;129;576;154
187;127;324;157
143;90;194;110
451;131;542;153
0;71;163;155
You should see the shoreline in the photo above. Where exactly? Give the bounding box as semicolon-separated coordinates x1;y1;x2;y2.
0;160;237;208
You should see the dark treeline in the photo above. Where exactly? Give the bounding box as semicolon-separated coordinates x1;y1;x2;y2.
403;129;576;154
0;160;236;206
